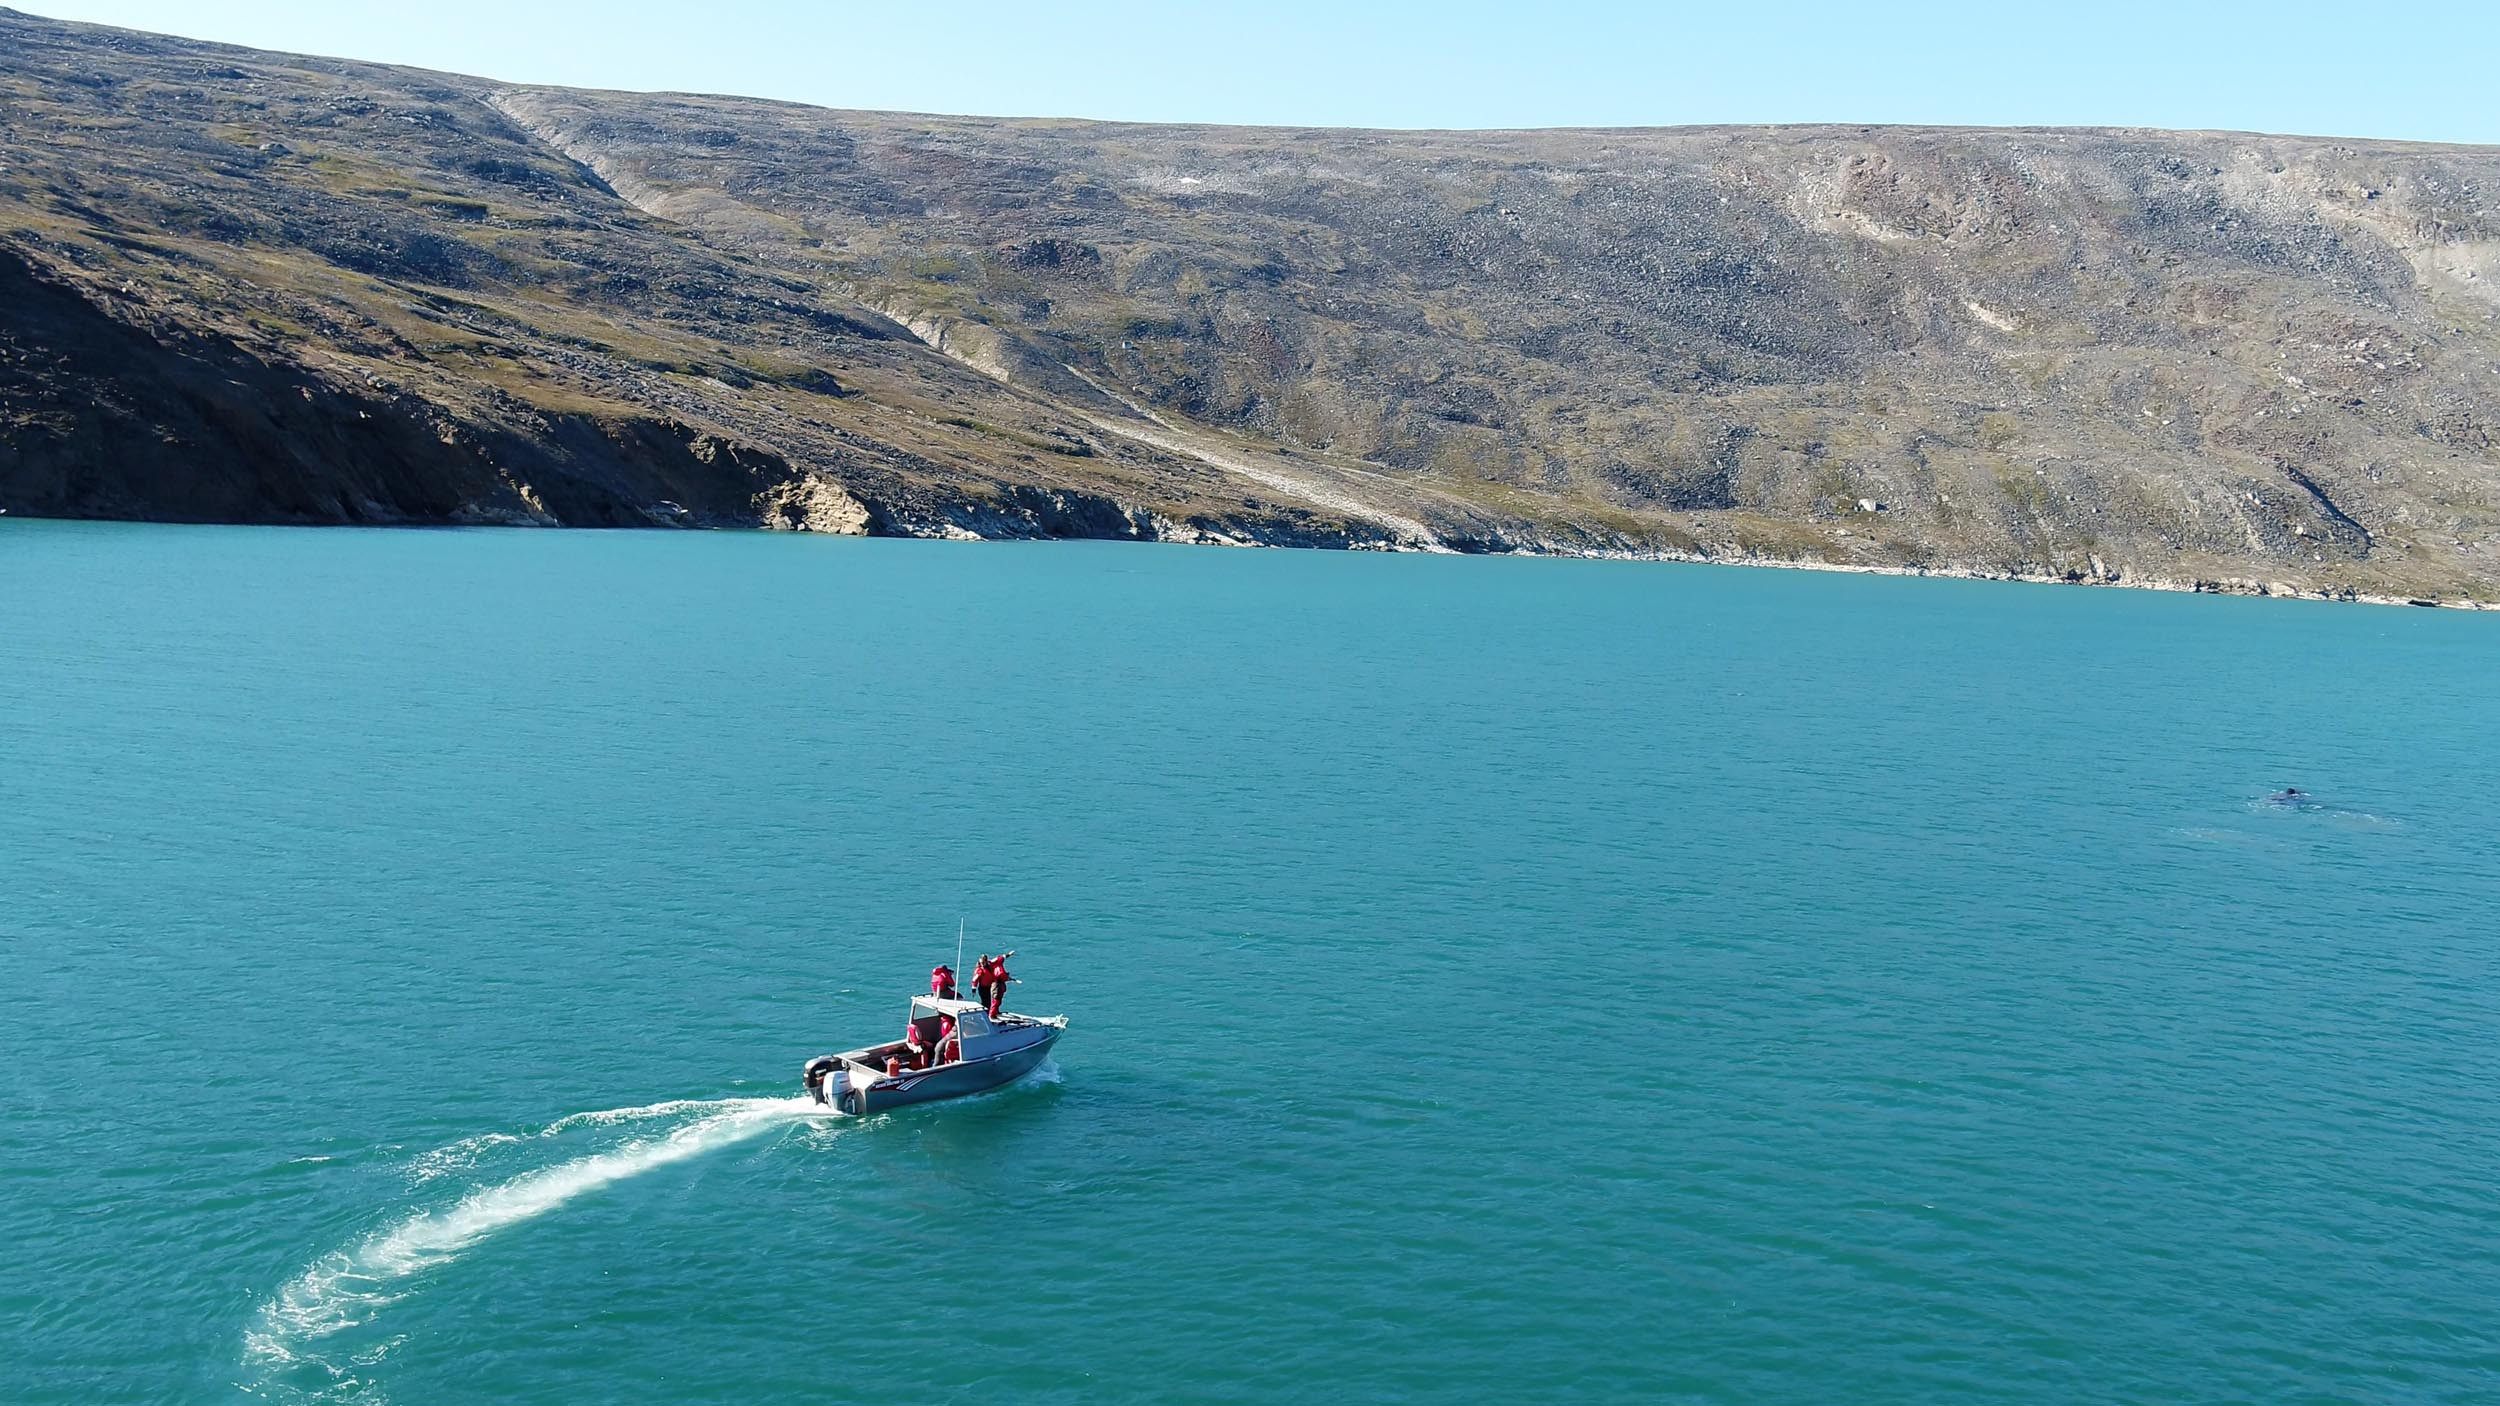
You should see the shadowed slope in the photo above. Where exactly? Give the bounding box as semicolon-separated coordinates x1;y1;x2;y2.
0;9;1372;543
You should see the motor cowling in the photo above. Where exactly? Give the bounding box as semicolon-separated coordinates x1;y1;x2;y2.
802;1056;841;1104
842;1065;878;1116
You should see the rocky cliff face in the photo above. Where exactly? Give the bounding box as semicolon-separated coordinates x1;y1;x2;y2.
0;10;1369;547
5;10;2498;601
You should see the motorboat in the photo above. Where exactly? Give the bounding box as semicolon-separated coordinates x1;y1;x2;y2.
802;995;1066;1116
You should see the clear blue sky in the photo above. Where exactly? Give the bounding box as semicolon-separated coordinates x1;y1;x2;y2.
16;1;2497;143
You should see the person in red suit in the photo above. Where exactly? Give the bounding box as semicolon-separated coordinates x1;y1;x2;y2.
983;952;1016;1019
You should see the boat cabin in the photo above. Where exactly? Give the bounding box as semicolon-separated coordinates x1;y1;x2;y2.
904;994;1020;1059
840;995;1026;1076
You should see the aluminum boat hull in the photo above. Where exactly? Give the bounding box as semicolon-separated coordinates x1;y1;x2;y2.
822;1020;1061;1116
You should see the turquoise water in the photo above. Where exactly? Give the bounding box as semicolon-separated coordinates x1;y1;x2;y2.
4;521;2496;1405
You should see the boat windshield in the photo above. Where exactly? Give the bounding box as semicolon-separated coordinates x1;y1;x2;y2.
905;995;997;1050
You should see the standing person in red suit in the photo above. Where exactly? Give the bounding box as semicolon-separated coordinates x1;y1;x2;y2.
970;954;995;1013
985;951;1016;1019
930;964;958;1000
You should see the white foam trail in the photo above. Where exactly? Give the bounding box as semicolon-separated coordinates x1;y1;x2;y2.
245;1097;813;1394
406;1096;778;1183
538;1095;780;1135
404;1131;521;1185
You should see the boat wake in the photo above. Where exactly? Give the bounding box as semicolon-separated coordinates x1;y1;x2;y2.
2244;792;2402;829
243;1095;818;1403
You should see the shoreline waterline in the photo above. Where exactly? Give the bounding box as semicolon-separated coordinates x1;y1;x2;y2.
2;511;2488;610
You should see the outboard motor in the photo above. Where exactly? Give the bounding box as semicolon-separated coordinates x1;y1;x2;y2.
802;1056;841;1105
838;1067;874;1117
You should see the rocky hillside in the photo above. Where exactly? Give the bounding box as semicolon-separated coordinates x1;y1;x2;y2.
5;10;2498;601
0;10;1367;543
